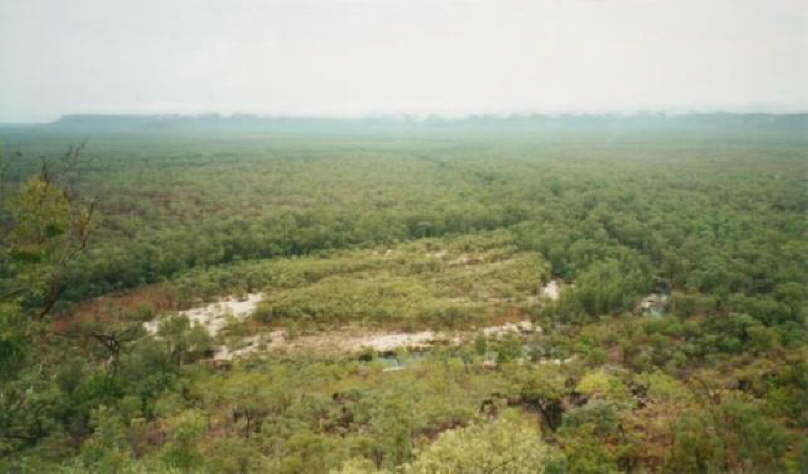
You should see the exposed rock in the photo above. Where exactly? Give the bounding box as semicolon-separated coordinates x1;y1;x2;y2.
143;294;544;361
637;293;669;316
517;320;540;334
539;280;561;301
144;293;263;336
357;331;438;351
482;320;539;338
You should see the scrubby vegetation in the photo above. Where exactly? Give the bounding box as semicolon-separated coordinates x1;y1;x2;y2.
1;120;806;472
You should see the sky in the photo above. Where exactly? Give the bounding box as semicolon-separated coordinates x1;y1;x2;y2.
0;0;806;122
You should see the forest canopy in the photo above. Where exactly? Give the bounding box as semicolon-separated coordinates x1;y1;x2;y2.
0;119;806;473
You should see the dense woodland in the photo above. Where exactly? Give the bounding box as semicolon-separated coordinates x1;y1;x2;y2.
0;116;806;473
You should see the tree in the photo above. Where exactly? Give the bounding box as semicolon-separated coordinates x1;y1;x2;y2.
404;413;562;474
76;405;132;472
0;144;96;454
1;145;95;318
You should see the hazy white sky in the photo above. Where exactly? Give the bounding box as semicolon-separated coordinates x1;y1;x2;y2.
1;0;806;122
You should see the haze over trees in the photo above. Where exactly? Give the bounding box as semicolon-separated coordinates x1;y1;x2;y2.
0;115;805;472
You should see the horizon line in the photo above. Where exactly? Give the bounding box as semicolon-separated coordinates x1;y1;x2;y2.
4;108;808;126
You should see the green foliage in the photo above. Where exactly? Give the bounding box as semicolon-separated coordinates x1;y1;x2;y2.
543;256;652;323
0;129;805;472
668;399;793;474
157;314;214;365
640;371;693;403
495;336;524;364
247;233;544;330
576;369;629;401
78;405;132;472
404;412;561;474
159;410;206;470
557;423;620;474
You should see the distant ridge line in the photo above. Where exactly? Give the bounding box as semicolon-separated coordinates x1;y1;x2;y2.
3;112;805;132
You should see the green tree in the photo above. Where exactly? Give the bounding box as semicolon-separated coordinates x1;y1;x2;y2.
405;413;562;474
